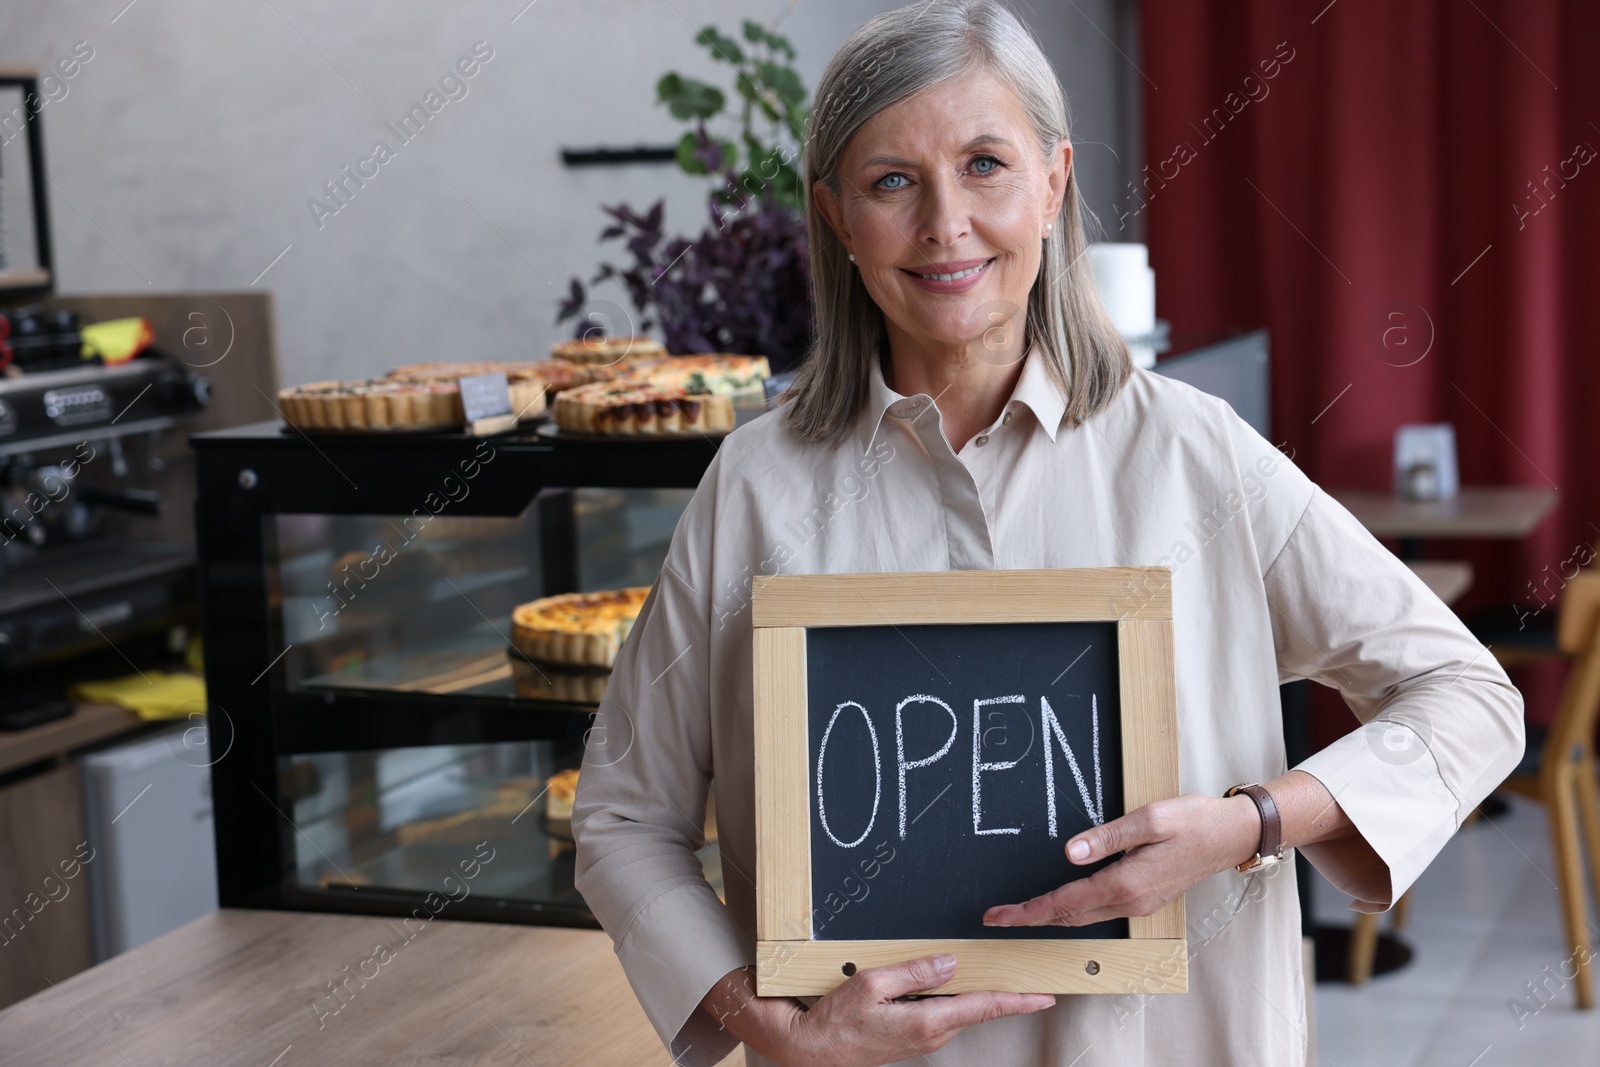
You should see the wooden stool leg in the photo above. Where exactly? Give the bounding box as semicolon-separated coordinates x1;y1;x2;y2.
1550;773;1596;1009
1390;889;1412;934
1347;911;1380;985
1575;760;1600;909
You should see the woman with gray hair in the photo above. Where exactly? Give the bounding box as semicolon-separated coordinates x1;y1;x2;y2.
573;2;1522;1064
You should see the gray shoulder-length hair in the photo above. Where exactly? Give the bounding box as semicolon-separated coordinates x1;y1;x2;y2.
785;0;1133;445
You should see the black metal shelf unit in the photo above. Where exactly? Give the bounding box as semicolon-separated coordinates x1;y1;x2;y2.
192;420;722;928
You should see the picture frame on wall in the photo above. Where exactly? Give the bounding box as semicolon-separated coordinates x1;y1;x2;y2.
0;65;56;298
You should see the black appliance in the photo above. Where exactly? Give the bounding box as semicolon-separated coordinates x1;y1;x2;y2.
0;352;210;674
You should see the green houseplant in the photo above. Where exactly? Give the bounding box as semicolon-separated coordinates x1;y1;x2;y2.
558;21;815;372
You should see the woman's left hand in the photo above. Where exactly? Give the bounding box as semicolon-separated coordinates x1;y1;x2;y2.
982;793;1262;928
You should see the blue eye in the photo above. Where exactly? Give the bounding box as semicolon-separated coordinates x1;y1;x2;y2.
972;154;1001;174
875;172;909;191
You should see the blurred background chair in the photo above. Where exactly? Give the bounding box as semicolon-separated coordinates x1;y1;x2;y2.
1348;569;1600;1001
1346;889;1414;986
1493;569;1600;1008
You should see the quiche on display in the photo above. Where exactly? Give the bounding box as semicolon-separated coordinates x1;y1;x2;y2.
543;342;772;436
550;335;667;366
384;360;550;418
641;353;771;396
510;586;651;668
278;379;470;431
278;368;558;431
514;358;623;395
275;348;768;435
544;768;581;822
553;380;736;436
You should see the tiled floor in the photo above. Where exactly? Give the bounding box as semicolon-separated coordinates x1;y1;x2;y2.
1312;795;1600;1066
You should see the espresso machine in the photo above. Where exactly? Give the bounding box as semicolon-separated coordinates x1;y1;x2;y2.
0;317;212;725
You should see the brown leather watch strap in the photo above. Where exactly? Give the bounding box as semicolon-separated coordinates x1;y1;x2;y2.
1227;783;1283;868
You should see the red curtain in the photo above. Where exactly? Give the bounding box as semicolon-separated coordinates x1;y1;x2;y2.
1141;0;1600;730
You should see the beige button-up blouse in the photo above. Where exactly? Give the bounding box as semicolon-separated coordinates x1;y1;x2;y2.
573;352;1524;1067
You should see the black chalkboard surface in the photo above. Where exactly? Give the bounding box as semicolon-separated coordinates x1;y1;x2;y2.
805;621;1127;942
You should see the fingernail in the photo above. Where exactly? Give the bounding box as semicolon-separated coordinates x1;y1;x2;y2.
1068;839;1091;862
933;954;957;973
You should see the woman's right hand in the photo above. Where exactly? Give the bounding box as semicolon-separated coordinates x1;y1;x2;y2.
702;956;1056;1067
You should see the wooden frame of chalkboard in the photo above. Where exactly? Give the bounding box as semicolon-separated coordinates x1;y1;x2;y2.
751;567;1185;996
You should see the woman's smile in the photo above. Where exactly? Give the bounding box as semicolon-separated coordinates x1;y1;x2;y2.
901;256;996;293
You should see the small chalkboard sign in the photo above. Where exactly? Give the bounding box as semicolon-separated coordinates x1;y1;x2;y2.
458;372;517;435
752;568;1184;997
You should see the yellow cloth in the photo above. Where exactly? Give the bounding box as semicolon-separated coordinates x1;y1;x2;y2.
79;317;154;364
69;671;206;721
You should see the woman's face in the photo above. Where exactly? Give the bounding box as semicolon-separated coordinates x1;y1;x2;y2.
814;71;1070;362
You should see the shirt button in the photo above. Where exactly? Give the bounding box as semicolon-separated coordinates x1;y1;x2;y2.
1002;411;1013;425
975;434;989;447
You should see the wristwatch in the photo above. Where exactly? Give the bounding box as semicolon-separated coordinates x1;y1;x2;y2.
1226;783;1284;873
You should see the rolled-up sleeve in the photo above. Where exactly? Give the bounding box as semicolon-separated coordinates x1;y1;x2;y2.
573;452;752;1066
1266;487;1525;911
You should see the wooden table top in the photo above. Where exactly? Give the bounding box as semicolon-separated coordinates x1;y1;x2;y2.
0;909;738;1066
1328;486;1558;539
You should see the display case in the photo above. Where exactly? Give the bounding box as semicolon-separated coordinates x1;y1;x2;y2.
193;417;750;928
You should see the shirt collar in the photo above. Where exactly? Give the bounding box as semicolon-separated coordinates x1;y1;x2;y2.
1010;348;1067;441
859;347;1067;454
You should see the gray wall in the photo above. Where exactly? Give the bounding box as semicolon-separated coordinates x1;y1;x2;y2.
0;0;1139;389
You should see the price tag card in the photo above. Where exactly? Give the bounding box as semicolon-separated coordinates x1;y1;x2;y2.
458;372;513;422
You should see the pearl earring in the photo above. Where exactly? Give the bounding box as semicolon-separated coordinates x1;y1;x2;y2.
1044;223;1054;237
848;253;856;262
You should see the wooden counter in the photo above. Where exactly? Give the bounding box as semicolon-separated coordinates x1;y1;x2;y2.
0;702;143;778
0;702;150;1010
0;909;740;1066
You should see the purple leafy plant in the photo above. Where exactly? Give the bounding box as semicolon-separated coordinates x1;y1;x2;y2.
558;21;815;372
559;187;812;372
